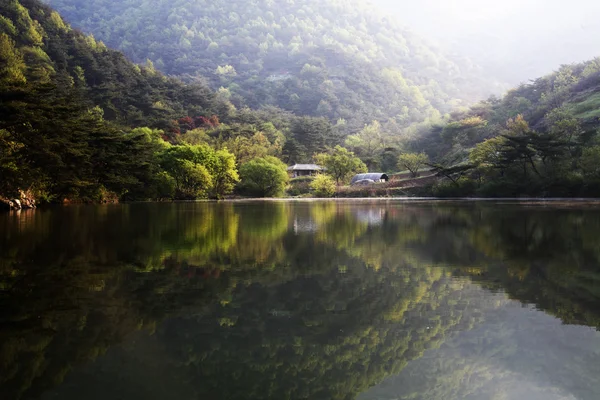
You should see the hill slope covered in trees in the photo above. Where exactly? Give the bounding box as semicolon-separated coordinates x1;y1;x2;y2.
410;57;600;197
0;0;346;205
45;0;501;133
1;0;243;204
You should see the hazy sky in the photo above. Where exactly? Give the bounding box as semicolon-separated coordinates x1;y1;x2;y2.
371;0;598;27
369;0;600;83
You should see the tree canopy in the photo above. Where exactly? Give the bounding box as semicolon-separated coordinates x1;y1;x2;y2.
315;146;368;185
409;57;600;197
46;0;499;133
237;156;289;197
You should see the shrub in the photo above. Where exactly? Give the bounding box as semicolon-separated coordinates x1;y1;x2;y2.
155;171;176;199
287;176;315;196
432;177;477;197
310;174;336;197
238;156;289;197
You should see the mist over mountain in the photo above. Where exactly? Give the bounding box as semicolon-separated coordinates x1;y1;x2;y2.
371;0;600;84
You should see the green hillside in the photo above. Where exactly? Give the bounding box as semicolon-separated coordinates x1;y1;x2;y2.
411;58;600;197
0;0;340;205
45;0;500;132
2;0;229;127
0;0;240;203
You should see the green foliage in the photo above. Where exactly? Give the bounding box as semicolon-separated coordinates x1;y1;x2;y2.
161;155;212;199
315;145;367;185
413;56;600;197
345;120;388;169
0;0;270;203
398;152;429;177
580;146;600;178
310;174;337;197
210;149;240;199
570;92;600;119
1;0;230;129
46;0;497;132
238;156;289;197
0;33;26;85
431;176;477;197
154;171;176;199
286;176;315;197
159;144;238;199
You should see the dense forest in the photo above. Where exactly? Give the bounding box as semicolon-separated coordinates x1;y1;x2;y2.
4;0;600;205
0;0;355;206
45;0;500;132
2;202;600;399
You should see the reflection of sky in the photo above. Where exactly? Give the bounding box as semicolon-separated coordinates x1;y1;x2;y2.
42;278;600;400
358;301;599;400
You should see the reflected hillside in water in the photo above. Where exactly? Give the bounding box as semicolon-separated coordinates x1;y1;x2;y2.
1;201;600;399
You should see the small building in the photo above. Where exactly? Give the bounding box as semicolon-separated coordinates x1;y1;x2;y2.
350;173;389;185
287;164;323;178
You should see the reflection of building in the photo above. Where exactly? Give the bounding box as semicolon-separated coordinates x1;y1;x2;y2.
293;215;319;234
350;173;389;185
353;208;386;226
287;164;324;178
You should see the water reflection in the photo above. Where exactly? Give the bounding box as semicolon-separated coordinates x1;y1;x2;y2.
1;201;600;399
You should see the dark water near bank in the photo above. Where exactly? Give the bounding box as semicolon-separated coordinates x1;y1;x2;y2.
1;200;600;400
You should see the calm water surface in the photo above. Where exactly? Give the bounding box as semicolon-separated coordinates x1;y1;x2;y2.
1;200;600;400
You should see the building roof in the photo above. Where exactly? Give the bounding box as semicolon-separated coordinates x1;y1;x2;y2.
287;164;323;171
350;173;389;185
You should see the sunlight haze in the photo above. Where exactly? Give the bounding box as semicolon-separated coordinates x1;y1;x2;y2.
371;0;600;83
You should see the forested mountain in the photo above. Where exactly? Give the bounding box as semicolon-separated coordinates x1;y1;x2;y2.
411;57;600;197
45;0;501;132
0;0;342;205
1;0;228;127
0;0;234;203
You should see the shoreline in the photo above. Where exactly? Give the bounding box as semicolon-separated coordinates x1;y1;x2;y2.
6;197;600;212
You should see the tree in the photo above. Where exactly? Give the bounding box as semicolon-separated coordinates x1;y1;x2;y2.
0;33;26;85
544;108;582;160
160;146;213;199
469;136;507;184
315;146;367;185
238;156;289;197
211;149;239;199
580;146;600;178
497;116;547;179
345;120;385;169
310;174;336;197
398;152;429;178
290;117;336;156
221;132;276;165
178;160;213;199
158;144;238;199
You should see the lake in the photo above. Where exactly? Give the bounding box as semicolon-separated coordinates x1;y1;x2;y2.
1;200;600;400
